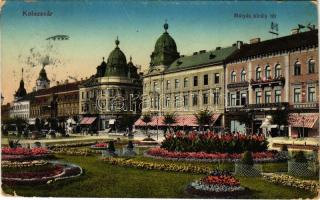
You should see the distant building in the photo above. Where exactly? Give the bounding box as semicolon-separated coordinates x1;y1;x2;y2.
136;22;238;129
10;68;32;120
225;29;318;137
79;38;142;132
30;80;82;126
34;66;50;91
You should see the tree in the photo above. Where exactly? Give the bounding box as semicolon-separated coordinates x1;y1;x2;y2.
35;118;42;131
194;109;213;132
141;114;152;138
163;112;177;133
119;114;140;131
271;107;289;136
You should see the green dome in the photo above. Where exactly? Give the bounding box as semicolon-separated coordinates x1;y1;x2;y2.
150;22;180;67
104;38;129;77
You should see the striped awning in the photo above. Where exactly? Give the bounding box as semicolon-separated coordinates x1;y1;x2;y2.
134;114;221;127
80;117;97;125
288;113;319;128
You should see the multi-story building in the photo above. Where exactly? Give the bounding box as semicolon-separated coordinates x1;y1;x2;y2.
9;68;34;120
79;38;142;132
225;29;318;136
30;80;81;124
136;22;238;128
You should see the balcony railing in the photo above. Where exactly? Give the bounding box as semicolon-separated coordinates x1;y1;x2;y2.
250;76;285;88
247;102;289;110
227;81;249;89
291;102;319;109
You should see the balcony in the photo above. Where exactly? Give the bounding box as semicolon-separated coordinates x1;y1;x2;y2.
227;81;249;89
291;102;319;110
250;76;285;89
247;102;289;110
225;105;246;112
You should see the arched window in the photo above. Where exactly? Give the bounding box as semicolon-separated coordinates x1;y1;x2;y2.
256;67;262;80
265;65;271;79
241;69;246;81
308;59;315;74
294;61;301;75
275;64;281;77
231;71;236;83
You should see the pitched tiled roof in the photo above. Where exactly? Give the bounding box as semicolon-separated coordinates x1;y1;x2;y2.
227;29;318;61
35;81;81;96
167;46;238;73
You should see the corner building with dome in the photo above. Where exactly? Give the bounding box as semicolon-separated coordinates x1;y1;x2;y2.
79;38;142;132
135;22;239;129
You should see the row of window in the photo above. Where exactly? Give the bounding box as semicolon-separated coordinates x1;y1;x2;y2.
12;104;29;110
294;60;315;75
81;89;137;100
230;59;316;82
146;92;221;109
255;90;282;104
293;87;316;103
149;73;221;91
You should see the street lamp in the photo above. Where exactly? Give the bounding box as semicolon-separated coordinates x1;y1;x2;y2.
302;116;305;138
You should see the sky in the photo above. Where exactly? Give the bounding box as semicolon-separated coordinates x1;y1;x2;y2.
1;0;318;103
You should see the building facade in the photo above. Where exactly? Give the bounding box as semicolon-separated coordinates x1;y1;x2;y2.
225;29;318;136
137;23;238;128
79;38;142;132
30;81;82;126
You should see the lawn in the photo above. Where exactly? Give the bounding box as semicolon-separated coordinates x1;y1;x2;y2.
2;154;316;198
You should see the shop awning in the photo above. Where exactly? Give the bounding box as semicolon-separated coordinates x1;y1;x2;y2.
288;113;319;128
80;117;96;125
134;114;221;127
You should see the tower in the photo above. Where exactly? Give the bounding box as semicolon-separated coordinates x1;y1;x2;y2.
35;65;50;91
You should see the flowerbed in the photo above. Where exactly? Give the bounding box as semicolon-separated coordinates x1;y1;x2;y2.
162;132;268;153
262;173;319;193
2;161;83;185
2;147;52;161
2;165;64;179
145;147;281;163
2;147;49;155
1;160;48;168
90;142;108;150
187;170;245;197
51;148;98;156
47;141;97;149
102;157;213;174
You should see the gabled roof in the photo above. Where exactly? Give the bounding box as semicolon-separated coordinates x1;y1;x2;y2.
167;46;238;73
227;29;318;61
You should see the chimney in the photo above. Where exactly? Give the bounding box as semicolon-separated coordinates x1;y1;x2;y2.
291;28;299;35
250;38;261;44
216;47;221;50
236;41;243;49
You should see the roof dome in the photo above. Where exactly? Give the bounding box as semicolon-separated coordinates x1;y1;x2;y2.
104;37;129;77
150;21;180;67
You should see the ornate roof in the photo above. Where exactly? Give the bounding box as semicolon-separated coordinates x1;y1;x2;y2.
104;38;129;77
37;67;50;82
15;79;27;99
150;22;180;67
